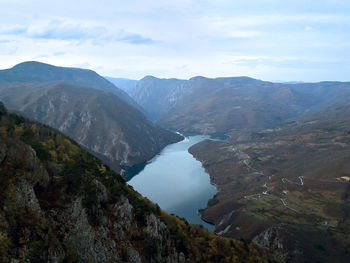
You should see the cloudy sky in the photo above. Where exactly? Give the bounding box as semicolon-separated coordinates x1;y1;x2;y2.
0;0;349;81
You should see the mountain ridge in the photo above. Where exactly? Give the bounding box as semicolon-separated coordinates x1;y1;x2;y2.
0;61;141;111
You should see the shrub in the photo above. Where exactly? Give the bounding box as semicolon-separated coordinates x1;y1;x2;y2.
31;143;51;161
0;102;7;117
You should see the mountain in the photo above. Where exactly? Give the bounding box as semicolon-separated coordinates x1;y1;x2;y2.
0;61;140;110
0;103;271;262
105;76;138;94
159;76;306;133
188;104;350;262
119;75;350;133
0;62;182;172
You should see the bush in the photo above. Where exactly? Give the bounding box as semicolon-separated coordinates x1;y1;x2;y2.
0;102;7;117
31;143;51;161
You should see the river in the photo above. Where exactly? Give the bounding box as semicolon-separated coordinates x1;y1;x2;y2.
127;135;217;231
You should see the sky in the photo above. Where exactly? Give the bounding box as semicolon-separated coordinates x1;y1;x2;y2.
0;0;349;81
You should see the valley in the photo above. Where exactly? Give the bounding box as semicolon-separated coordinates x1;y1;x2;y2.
1;61;350;262
0;103;269;262
2;1;349;262
116;76;350;262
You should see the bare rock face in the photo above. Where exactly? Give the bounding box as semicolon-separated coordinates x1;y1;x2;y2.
253;224;287;249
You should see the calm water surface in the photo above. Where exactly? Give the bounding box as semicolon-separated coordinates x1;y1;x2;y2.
128;135;217;230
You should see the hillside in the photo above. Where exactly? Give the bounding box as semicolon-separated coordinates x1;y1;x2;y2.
189;104;350;262
0;82;181;172
0;102;272;263
117;75;350;133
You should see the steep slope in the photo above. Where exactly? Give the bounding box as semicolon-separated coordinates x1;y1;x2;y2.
0;103;272;263
121;75;350;133
0;61;139;110
189;104;350;262
0;82;182;172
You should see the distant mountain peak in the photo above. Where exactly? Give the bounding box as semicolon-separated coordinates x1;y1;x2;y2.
140;75;159;81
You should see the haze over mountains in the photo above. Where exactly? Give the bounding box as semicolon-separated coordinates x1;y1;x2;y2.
114;75;350;134
0;62;182;172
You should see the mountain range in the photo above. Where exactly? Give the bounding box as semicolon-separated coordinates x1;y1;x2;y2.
116;76;350;134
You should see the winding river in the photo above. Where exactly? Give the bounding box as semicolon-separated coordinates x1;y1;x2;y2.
127;135;217;230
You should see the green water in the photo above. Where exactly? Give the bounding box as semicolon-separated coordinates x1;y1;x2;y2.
128;135;217;230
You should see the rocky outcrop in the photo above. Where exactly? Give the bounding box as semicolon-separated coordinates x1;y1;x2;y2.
0;139;184;262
